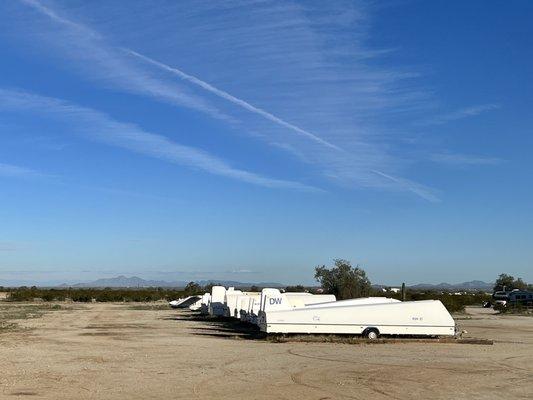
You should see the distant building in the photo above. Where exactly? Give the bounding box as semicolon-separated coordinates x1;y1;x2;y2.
381;287;400;293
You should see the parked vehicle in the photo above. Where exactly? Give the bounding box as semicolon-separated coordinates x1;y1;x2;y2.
507;290;533;307
492;291;510;307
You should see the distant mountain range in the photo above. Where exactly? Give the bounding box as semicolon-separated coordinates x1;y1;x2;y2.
1;275;494;291
64;277;494;291
63;276;180;288
58;275;284;288
407;280;493;291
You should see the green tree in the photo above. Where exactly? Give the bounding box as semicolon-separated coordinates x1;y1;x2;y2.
184;281;201;295
514;278;527;290
314;259;371;300
203;283;215;293
493;274;528;292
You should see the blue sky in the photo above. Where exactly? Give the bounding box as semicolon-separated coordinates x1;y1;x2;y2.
1;0;532;285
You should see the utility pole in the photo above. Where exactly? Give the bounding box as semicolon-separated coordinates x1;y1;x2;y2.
401;282;406;301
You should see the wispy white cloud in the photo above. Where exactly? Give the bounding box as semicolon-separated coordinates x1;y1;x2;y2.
16;0;231;122
430;153;503;166
417;104;500;126
225;268;255;274
0;162;47;179
19;0;99;38
8;0;447;201
0;88;318;191
20;0;340;151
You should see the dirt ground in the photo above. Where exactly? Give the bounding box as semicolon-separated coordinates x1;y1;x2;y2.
0;303;532;399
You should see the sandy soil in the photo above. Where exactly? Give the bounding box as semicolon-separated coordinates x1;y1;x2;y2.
1;303;532;399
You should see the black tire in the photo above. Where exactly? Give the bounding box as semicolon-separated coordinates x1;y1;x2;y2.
364;328;380;340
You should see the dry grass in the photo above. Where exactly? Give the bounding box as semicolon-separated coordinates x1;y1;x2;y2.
127;303;170;310
0;303;66;333
266;333;493;345
0;321;18;333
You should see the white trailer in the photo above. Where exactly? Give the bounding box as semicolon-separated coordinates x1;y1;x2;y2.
258;289;336;314
235;294;261;321
238;296;250;320
259;299;456;338
209;286;227;316
244;295;263;324
223;288;243;317
307;297;400;308
225;292;260;319
169;295;201;309
256;293;399;322
188;297;203;311
256;288;336;325
200;293;211;315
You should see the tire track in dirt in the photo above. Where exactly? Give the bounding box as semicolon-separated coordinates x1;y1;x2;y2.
192;356;246;398
285;346;521;399
288;360;409;400
289;367;362;400
286;347;501;374
492;355;533;385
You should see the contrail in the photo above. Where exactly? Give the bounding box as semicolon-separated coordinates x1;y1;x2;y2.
371;170;440;202
125;49;342;151
19;0;100;38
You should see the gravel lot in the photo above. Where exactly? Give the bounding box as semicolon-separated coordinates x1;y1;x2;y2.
1;303;531;399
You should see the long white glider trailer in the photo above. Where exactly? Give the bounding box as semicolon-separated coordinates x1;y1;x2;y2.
209;286;227;317
200;293;211;315
259;289;456;339
242;295;262;324
223;288;245;318
238;294;260;321
188;297;203;311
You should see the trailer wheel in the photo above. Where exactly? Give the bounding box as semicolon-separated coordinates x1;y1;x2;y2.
364;328;380;340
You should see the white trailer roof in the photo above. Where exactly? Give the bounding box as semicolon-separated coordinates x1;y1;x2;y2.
259;288;336;312
210;286;226;303
308;297;400;309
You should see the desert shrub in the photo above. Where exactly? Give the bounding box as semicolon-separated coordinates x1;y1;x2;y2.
404;291;491;313
6;287;190;303
285;285;307;292
493;303;507;313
